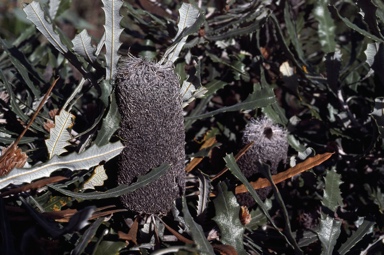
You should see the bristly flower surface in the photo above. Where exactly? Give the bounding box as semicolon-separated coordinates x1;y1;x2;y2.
115;55;185;214
237;116;289;203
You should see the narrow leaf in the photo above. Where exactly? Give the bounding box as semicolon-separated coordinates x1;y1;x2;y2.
182;197;215;255
102;0;123;80
48;164;169;199
212;182;246;255
317;214;342;255
338;218;374;255
224;154;290;244
185;84;275;121
72;30;96;63
329;5;384;42
322;168;343;212
45;110;75;159
313;0;336;53
23;1;68;54
0;141;124;189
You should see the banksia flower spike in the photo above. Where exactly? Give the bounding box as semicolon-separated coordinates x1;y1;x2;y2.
115;55;185;214
237;116;289;204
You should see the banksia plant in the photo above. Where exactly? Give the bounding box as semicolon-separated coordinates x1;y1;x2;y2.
115;55;185;214
237;116;289;204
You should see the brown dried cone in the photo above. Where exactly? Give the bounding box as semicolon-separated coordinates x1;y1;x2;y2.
236;116;288;207
0;143;28;176
115;55;185;214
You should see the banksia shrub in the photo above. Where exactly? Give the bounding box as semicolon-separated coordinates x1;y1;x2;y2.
115;55;185;214
237;116;288;205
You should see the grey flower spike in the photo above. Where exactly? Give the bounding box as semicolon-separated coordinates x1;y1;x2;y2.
237;116;288;204
115;55;185;214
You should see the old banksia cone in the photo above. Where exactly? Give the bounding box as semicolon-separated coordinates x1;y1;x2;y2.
237;116;288;204
115;55;185;214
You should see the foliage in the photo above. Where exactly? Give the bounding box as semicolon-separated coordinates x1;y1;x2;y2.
1;0;384;254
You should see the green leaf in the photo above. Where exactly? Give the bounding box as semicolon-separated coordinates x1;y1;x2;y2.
94;241;126;255
48;164;169;199
0;141;124;189
182;197;215;255
23;1;69;54
338;217;374;255
283;1;306;64
45;110;74;159
322;168;343;212
223;154;290;244
212;182;246;255
317;213;342;255
247;199;271;230
71;217;104;255
95;93;121;146
102;0;123;80
313;0;336;53
329;5;384;43
72;29;97;63
185;83;275;121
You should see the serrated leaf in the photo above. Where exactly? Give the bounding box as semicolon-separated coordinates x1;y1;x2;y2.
82;165;108;190
329;5;384;43
49;0;61;20
185;83;275;121
161;3;203;64
0;141;124;189
338;217;374;255
94;93;121;146
365;43;380;67
72;30;96;63
322;168;343;212
48;164;169;199
23;1;68;54
102;0;123;80
182;197;215;255
313;1;336;53
317;214;342;255
45;110;75;159
195;171;211;223
212;182;246;255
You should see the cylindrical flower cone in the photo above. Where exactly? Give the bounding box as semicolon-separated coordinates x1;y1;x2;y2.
115;56;185;214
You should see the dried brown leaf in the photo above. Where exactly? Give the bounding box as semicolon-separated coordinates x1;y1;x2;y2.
235;152;334;194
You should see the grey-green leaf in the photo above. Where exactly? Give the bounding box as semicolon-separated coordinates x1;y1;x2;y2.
338;217;374;255
102;0;123;80
45;110;74;159
322;168;343;212
24;1;68;54
0;141;124;189
48;164;169;199
72;29;96;63
313;0;336;53
212;182;246;255
185;83;275;121
317;213;342;255
182;197;215;255
161;3;202;64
